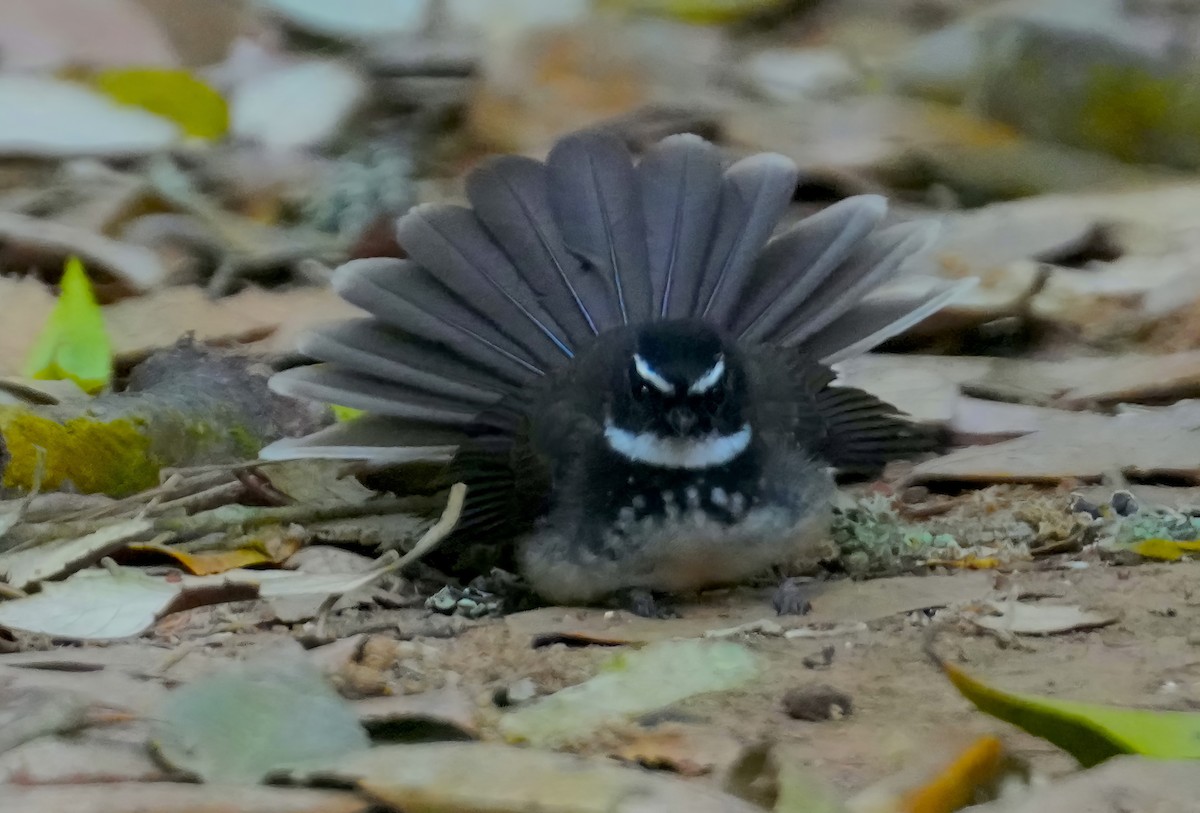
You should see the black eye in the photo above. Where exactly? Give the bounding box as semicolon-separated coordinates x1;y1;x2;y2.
635;383;650;400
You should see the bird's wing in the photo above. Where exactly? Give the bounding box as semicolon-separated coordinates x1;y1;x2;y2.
744;347;941;473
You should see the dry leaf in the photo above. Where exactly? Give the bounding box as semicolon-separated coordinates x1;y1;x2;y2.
282;742;764;813
963;756;1200;813
0;0;178;72
0;517;154;589
914;400;1200;484
499;640;761;746
355;687;479;741
0;563;253;639
614;724;745;776
5;783;368;813
125;542;274;575
974;602;1119;636
0;211;167;290
0;76;180;158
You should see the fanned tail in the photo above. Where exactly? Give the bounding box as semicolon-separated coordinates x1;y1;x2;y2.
264;130;968;465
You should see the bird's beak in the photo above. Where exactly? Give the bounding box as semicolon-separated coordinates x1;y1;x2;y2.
666;407;697;436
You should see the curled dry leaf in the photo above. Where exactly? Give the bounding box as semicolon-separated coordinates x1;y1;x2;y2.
613;723;746;776
973;601;1119;636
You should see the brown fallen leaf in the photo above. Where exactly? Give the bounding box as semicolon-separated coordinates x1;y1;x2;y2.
506;573;992;645
0;211;167;290
973;601;1119;636
0;684;90;754
913;400;1200;484
355;687;479;741
104;284;362;363
284;742;764;813
5;783;369;813
962;756;1200;812
0;732;170;784
614;724;746;776
0;0;178;71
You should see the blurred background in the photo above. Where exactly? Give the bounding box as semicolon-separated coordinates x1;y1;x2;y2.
6;0;1200;380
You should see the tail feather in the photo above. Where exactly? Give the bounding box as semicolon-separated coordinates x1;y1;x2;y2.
466;155;603;347
258;416;464;464
299;320;519;405
733;195;887;342
813;278;977;365
334;259;544;385
699;152;798;324
638;134;723;319
271;131;969;470
547;131;653;326
396;204;575;367
269;366;486;425
773;221;941;347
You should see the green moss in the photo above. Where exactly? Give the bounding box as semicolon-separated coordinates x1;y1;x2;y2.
830;494;961;576
1080;65;1174;162
225;424;262;458
0;409;160;496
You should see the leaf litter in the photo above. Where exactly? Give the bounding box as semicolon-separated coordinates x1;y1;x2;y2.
10;1;1200;811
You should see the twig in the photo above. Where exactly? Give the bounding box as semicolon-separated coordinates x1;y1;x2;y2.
311;483;466;640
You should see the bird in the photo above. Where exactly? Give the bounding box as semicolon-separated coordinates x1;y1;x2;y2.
263;128;971;616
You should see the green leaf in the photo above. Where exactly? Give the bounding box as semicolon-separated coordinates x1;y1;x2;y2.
939;657;1200;767
331;404;365;422
151;654;370;784
24;257;112;394
500;640;761;746
93;68;228;140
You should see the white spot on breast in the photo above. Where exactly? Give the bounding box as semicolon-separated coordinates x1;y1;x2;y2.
730;492;746;516
711;487;729;507
618;506;636;523
632;495;647;510
685;486;701;509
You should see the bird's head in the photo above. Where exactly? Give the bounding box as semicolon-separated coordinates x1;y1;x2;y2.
604;320;752;469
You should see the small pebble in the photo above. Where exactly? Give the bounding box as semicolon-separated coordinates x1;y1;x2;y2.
496;677;539;707
783;685;853;721
801;645;836;670
1110;490;1139;516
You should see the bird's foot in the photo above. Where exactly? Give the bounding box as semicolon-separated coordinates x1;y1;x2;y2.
772;577;812;616
616;588;679;619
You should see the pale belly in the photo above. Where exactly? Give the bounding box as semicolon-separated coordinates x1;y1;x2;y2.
518;461;836;604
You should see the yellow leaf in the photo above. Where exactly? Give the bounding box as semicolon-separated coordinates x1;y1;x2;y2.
93;68;228;140
126;542;273;576
594;0;790;24
1130;538;1200;561
938;657;1200;766
23;257;112;395
901;736;1006;813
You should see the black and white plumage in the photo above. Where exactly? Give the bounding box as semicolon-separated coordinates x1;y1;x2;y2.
265;130;971;609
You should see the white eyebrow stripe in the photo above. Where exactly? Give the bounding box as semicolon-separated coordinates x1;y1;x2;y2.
688;355;726;395
633;354;674;393
603;420;752;469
